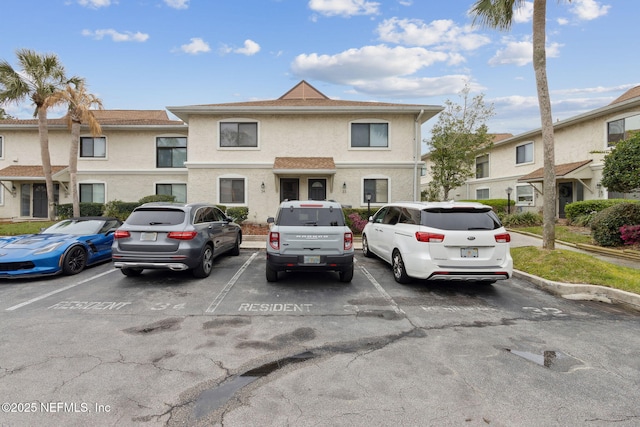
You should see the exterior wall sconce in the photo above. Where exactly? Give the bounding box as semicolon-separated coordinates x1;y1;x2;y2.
342;182;347;193
261;182;265;192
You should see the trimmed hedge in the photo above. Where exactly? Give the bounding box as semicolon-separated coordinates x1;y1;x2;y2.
565;199;638;225
590;203;640;247
226;207;248;223
57;203;105;219
460;199;514;213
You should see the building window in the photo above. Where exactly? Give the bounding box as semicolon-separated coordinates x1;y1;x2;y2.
80;137;106;158
363;178;389;203
516;185;534;205
607;113;640;147
220;122;258;147
476;188;489;199
157;137;187;168
0;136;4;158
516;142;533;164
220;178;245;204
79;183;105;203
351;123;389;148
156;183;186;203
476;154;489;179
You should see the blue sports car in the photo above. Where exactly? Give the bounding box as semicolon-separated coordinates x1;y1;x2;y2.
0;217;122;278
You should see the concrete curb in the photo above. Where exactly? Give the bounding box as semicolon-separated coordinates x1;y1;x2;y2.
513;269;640;313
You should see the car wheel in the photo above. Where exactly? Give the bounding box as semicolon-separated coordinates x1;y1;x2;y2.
392;250;411;284
362;234;373;258
193;245;214;278
266;264;278;282
339;263;354;283
230;234;241;256
121;267;143;277
62;246;87;275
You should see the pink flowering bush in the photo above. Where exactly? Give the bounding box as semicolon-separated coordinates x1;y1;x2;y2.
347;212;369;233
619;225;640;247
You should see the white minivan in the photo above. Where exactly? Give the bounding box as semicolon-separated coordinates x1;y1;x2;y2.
362;201;513;284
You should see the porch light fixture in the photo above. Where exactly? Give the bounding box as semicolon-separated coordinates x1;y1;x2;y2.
342;182;347;193
506;187;513;215
261;182;265;192
366;193;372;218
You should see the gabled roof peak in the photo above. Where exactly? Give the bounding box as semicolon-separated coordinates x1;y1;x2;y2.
609;85;640;105
279;80;329;101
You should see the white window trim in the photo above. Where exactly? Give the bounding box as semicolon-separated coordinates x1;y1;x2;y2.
217;174;248;206
605;112;640;149
78;181;107;204
475;153;490;179
78;135;108;160
515;141;534;166
349;119;391;150
154;182;187;203
515;184;535;206
156;135;188;168
361;175;390;206
476;187;490;200
217;119;260;151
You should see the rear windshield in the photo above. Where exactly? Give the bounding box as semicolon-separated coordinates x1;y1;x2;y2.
126;209;186;226
422;208;502;231
277;207;346;227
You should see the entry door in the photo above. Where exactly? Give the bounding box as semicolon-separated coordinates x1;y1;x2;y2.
558;182;573;219
308;179;326;200
33;184;48;218
281;178;299;202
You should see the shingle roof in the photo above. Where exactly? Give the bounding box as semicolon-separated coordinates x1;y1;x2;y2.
0;110;184;126
0;165;67;179
273;157;336;170
609;86;640;105
518;160;592;182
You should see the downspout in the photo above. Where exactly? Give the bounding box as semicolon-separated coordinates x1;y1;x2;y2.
414;109;425;201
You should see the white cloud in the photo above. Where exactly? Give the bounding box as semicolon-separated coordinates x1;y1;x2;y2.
376;18;490;51
569;0;610;20
513;1;533;23
164;0;189;9
77;0;112;8
488;37;561;66
235;40;261;56
82;29;149;42
180;38;211;55
308;0;380;17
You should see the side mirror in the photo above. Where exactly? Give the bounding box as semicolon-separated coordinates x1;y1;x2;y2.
267;217;275;224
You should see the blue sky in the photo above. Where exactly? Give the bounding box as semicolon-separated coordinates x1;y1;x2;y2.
1;0;637;146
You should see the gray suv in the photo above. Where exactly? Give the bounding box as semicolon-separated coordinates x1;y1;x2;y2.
265;200;354;282
112;202;242;278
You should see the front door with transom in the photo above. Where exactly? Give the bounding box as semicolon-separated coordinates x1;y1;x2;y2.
308;178;326;200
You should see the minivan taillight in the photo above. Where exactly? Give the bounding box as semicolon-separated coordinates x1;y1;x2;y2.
167;231;198;240
495;233;511;243
344;232;353;250
269;232;280;250
114;230;130;239
415;232;445;243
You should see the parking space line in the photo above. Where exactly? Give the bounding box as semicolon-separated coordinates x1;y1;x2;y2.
5;268;118;311
358;262;404;315
206;251;259;314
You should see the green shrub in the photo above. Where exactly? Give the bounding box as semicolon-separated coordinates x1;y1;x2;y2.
565;199;638;224
590;203;640;247
56;203;104;219
460;199;514;213
343;208;369;234
226;206;248;223
501;211;543;227
103;200;139;221
138;194;175;204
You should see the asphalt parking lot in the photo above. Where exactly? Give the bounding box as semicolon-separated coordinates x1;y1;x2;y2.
1;249;639;426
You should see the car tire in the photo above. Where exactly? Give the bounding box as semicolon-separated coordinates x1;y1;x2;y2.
339;264;354;283
230;234;241;256
266;264;278;282
121;267;143;277
62;246;87;275
362;234;374;258
392;250;411;284
193;245;214;278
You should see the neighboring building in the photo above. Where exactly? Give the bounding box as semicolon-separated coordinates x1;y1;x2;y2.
0;81;442;222
422;86;640;218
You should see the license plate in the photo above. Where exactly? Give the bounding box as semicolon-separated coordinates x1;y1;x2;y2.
460;247;478;258
304;255;321;264
140;232;157;241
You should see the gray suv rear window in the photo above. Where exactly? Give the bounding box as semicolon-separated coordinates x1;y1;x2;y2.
277;207;346;227
422;208;501;231
126;209;186;226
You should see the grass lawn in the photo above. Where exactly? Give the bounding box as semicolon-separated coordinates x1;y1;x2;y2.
511;246;640;294
515;225;593;245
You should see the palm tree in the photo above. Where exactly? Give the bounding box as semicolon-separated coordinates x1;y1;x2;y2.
45;82;103;217
0;48;82;220
471;0;564;250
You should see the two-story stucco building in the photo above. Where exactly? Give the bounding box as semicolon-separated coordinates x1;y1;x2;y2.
0;81;442;222
422;86;640;217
